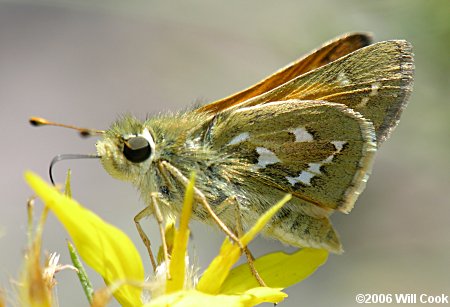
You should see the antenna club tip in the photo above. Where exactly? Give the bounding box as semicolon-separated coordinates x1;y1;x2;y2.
79;130;92;138
29;117;48;126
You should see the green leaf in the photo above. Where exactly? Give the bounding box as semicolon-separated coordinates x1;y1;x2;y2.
67;241;94;304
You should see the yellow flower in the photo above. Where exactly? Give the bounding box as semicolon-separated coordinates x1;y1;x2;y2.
25;171;144;306
25;171;328;306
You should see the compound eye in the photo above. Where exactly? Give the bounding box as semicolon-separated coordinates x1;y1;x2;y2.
123;136;151;163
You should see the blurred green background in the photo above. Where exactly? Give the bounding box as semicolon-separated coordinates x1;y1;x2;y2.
1;0;449;306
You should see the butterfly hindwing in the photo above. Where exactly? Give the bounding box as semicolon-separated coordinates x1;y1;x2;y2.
209;99;376;213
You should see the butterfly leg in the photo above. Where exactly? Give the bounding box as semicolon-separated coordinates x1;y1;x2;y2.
214;196;267;287
159;161;244;249
134;195;171;278
242;248;266;286
232;199;267;287
134;205;158;272
150;192;171;279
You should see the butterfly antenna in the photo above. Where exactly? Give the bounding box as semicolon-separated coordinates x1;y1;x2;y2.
29;117;103;184
49;154;100;185
29;117;105;137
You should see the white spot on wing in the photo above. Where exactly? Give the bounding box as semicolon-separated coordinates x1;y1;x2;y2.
337;72;350;86
227;132;250;145
255;147;280;169
307;162;322;174
370;82;381;96
286;140;348;186
286;162;323;186
290;127;313;142
286;171;315;186
331;141;346;152
320;141;347;163
322;155;334;163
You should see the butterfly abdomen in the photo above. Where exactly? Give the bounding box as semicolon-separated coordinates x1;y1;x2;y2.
264;205;342;253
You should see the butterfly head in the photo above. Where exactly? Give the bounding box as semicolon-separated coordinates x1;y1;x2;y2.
96;116;156;182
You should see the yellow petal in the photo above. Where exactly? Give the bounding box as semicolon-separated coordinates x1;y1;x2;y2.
24;171;144;307
196;239;241;294
145;288;286;307
220;248;328;294
166;173;195;293
239;287;287;305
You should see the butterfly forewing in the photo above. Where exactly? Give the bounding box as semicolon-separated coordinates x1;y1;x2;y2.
221;40;413;144
197;33;372;114
209;99;376;213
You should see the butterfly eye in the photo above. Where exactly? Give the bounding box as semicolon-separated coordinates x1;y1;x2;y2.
123;136;152;163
